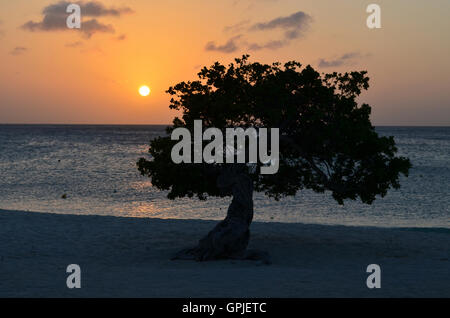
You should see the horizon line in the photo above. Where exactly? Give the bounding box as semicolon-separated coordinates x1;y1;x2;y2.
0;123;449;127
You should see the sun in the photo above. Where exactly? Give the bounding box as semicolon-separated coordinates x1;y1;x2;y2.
139;85;150;97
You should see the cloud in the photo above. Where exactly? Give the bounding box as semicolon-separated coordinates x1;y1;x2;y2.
205;35;242;53
77;1;133;16
248;40;285;51
224;20;251;33
318;52;364;68
250;11;312;35
247;11;311;50
21;1;133;38
79;19;114;38
114;33;127;41
10;47;28;56
65;41;84;48
205;10;312;53
284;29;301;40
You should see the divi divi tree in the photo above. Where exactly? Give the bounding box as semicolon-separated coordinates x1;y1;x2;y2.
137;55;411;262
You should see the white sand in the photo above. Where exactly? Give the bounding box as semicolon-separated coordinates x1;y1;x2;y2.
0;209;448;297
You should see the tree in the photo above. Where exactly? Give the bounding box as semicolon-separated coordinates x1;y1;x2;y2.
137;55;411;262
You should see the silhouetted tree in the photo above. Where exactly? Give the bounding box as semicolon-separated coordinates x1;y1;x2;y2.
137;55;411;262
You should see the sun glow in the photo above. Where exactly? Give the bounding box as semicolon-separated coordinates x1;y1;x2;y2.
139;85;151;97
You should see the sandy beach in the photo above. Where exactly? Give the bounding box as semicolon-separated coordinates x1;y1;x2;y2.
0;209;448;297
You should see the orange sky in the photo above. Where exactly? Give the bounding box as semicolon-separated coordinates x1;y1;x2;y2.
0;0;449;125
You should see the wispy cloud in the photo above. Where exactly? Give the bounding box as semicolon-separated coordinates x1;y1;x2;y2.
248;40;284;51
21;1;133;38
10;47;28;56
249;11;311;36
247;10;312;51
65;41;84;48
77;1;133;16
318;52;366;68
114;33;127;41
223;20;251;33
206;10;312;53
205;35;242;53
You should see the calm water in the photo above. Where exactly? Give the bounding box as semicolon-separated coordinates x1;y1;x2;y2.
0;125;449;228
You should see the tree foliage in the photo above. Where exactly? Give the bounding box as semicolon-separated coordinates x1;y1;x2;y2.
137;55;411;205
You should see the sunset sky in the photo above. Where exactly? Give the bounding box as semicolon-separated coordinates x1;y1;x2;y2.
1;0;449;125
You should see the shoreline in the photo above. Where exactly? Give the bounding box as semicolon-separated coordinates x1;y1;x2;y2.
0;209;449;297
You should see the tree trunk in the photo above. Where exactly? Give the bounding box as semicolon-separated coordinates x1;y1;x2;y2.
172;168;270;263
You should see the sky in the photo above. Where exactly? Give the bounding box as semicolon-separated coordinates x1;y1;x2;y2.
0;0;449;125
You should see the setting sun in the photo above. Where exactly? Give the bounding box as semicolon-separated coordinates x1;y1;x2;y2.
139;85;151;97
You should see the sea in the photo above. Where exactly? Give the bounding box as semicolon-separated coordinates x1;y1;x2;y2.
0;125;448;228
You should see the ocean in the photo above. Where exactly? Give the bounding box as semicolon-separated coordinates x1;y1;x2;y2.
0;125;448;228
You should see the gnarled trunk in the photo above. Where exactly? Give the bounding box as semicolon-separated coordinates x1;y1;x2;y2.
172;168;270;263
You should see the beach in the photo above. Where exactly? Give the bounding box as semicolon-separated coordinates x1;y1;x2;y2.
1;209;448;297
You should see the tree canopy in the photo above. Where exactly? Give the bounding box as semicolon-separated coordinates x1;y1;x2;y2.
137;55;411;205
